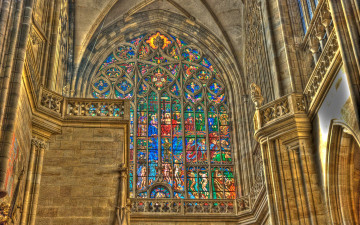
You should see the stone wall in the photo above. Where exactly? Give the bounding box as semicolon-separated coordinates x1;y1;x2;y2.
4;84;33;223
35;126;125;225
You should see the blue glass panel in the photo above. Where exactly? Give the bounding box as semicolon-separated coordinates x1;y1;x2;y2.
297;0;307;33
306;0;313;19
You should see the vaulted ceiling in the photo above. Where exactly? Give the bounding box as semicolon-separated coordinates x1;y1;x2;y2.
74;0;244;72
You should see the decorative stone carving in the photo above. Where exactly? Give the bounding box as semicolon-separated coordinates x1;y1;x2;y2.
245;0;273;104
184;200;234;214
304;0;333;60
260;98;289;124
295;96;306;112
40;89;63;114
304;30;339;106
250;83;264;108
26;26;45;87
252;93;305;131
131;199;182;214
131;199;236;215
38;86;127;120
237;197;250;212
66;101;125;118
0;202;10;224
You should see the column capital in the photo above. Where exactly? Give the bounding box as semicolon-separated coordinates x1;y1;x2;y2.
31;138;48;150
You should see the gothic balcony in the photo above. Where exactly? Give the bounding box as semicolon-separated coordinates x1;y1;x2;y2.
252;93;307;141
304;29;341;117
303;0;334;63
37;86;130;121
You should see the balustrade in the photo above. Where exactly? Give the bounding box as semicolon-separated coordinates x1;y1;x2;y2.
304;30;339;111
130;197;251;216
37;86;127;120
252;93;306;131
303;0;333;64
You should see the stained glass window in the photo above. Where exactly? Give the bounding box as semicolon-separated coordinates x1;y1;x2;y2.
297;0;307;34
306;0;313;20
91;31;236;199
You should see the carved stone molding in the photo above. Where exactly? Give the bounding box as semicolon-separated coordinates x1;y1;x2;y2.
0;202;10;224
252;93;306;134
39;88;63;115
250;83;264;108
31;138;47;151
130;198;244;215
252;93;327;224
66;100;125;118
36;86;130;123
303;0;334;55
304;30;340;115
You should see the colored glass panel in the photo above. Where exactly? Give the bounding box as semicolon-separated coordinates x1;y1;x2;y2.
183;64;199;78
306;0;313;19
115;45;135;60
182;47;201;62
150;186;170;198
92;31;235;200
99;53;117;71
297;0;307;33
209;82;222;94
185;92;202;104
197;70;211;81
118;63;135;75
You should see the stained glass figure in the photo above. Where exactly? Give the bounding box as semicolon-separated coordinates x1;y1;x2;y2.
91;31;236;199
150;186;171;198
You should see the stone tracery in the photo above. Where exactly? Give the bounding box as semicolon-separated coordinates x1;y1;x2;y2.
90;31;236;200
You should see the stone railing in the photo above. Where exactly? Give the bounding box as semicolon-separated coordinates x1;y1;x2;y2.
130;197;251;216
303;0;333;62
66;100;125;118
253;93;306;130
38;86;128;120
131;198;182;214
39;88;63;116
304;29;339;110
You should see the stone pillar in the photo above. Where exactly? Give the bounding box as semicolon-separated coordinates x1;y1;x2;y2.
117;164;130;225
0;0;35;193
250;84;327;224
29;139;46;225
20;138;47;225
20;139;38;225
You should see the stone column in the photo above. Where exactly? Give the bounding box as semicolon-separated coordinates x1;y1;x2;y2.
0;0;35;193
250;84;327;224
19;138;47;225
19;138;38;225
116;164;130;225
29;139;46;225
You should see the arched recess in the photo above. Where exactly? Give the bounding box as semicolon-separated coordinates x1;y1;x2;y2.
327;120;360;225
73;9;250;197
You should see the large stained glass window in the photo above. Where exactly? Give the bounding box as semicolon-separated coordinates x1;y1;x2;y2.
91;31;236;199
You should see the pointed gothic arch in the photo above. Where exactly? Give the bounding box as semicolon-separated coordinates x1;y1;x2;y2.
88;30;237;200
326;120;360;224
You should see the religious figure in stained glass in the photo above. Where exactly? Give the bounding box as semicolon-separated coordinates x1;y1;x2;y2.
91;31;236;200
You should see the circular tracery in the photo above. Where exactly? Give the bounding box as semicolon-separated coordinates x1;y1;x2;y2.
91;31;235;200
